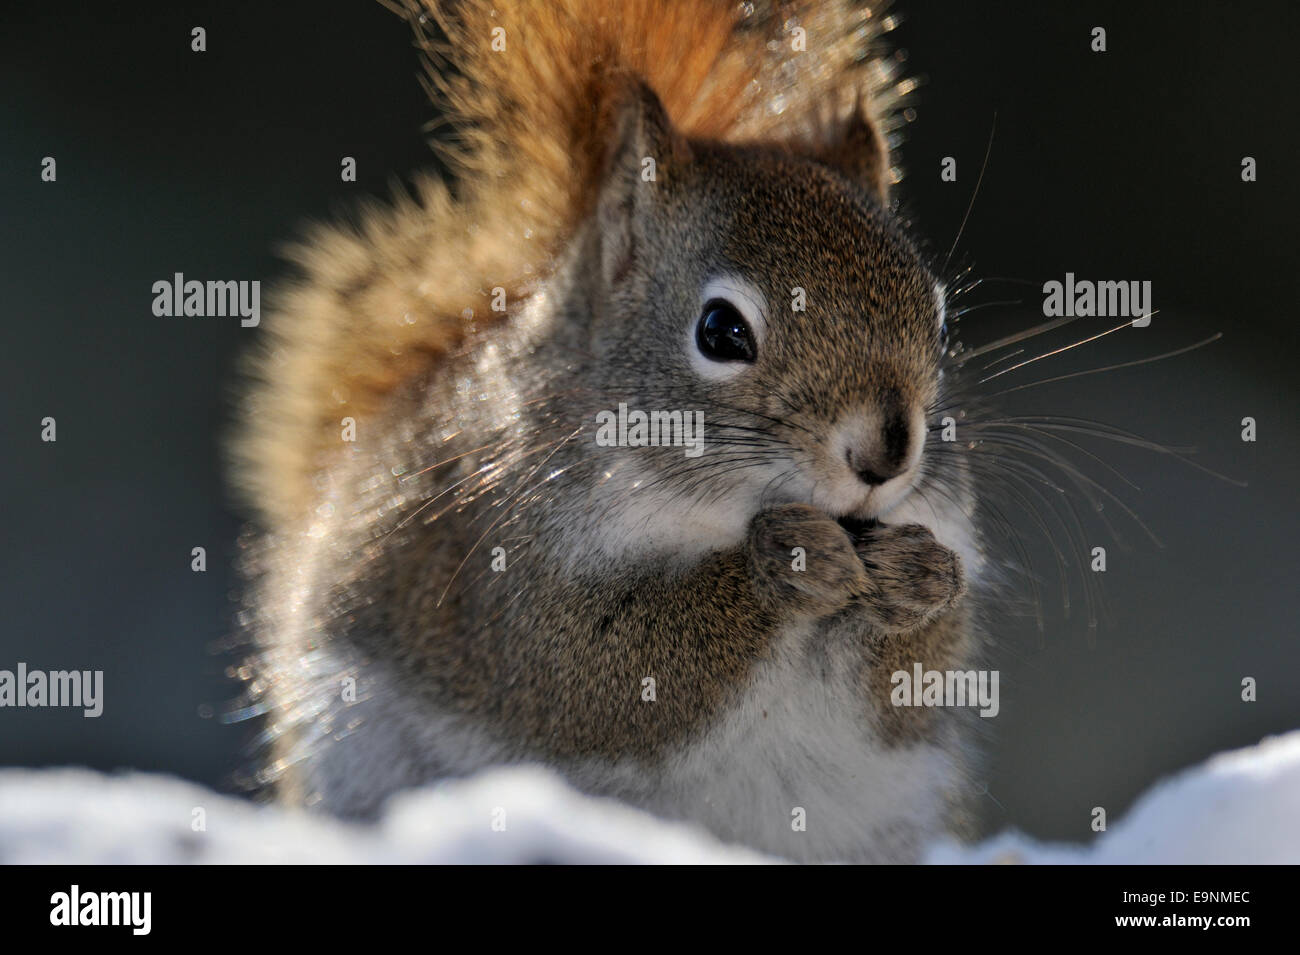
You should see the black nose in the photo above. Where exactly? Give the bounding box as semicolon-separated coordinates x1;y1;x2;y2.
846;411;912;487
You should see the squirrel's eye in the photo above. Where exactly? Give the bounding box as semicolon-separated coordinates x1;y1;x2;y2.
939;318;950;352
696;299;757;363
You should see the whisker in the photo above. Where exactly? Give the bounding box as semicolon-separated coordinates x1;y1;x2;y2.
948;298;1024;320
940;111;997;277
950;316;1081;367
979;348;1025;372
437;426;582;606
977;317;1144;385
984;332;1223;398
971;416;1245;486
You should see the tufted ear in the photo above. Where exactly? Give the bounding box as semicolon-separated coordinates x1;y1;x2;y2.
595;80;691;289
800;94;890;202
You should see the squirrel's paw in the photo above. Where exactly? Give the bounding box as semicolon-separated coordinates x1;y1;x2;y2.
851;522;965;633
748;503;868;617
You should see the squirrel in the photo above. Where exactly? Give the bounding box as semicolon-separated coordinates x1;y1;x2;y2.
232;0;987;863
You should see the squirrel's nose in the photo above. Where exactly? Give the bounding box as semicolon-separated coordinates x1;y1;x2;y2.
845;409;912;487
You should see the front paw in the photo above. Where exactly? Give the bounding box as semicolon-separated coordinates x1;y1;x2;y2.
849;522;965;632
748;503;868;617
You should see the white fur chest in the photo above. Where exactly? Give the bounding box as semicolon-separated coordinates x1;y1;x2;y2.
596;620;963;863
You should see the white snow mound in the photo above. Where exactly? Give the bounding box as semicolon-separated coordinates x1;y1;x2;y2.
929;731;1300;864
2;732;1297;864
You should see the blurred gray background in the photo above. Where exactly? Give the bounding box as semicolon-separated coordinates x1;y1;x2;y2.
1;0;1296;843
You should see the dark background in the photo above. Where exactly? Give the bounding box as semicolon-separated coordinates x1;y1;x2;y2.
2;0;1296;843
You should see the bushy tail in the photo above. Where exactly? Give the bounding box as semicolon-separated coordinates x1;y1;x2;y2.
234;0;908;526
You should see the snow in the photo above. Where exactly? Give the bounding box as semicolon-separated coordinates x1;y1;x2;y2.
929;731;1300;864
2;732;1297;864
0;765;770;864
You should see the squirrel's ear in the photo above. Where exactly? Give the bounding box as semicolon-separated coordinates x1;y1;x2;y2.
596;81;690;288
801;95;890;202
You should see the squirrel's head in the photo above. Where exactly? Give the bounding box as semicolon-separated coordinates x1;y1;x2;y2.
577;82;948;530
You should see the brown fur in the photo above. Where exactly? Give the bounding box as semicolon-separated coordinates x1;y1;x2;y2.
255;128;967;765
233;0;908;527
291;378;964;767
236;3;983;860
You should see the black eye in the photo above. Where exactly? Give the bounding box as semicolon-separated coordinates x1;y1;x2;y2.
938;318;950;352
696;299;756;363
